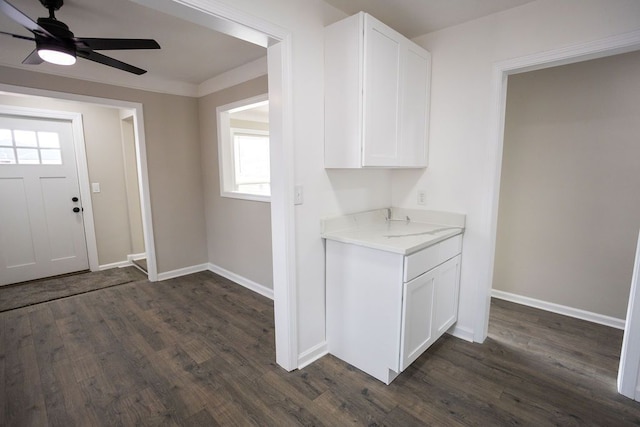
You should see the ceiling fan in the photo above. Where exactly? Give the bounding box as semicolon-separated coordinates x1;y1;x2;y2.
0;0;160;75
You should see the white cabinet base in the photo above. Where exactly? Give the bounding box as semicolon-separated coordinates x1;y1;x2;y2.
326;236;462;384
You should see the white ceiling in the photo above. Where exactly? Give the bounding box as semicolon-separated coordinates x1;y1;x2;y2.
0;0;536;97
324;0;536;38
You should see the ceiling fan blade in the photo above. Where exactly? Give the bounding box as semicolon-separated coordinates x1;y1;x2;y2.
76;38;160;51
0;0;53;37
22;49;43;65
0;29;35;41
77;50;147;75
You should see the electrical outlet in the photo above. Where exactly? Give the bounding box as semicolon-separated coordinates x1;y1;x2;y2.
417;189;426;206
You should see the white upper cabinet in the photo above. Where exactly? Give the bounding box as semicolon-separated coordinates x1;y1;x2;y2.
324;12;431;168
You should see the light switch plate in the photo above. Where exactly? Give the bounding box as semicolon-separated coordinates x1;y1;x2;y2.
92;182;101;193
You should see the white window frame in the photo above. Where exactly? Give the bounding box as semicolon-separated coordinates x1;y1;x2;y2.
217;94;270;203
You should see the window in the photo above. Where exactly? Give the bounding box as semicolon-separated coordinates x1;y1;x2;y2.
0;128;63;165
217;95;270;202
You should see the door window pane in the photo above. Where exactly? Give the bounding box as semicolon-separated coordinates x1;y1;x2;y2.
0;129;11;146
0;147;16;164
17;148;40;164
37;132;60;148
14;130;37;147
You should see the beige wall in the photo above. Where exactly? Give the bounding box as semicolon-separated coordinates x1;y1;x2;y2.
199;75;273;289
0;66;208;274
493;51;640;319
0;93;138;265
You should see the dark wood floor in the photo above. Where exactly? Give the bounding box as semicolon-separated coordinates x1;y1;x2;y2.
2;272;640;426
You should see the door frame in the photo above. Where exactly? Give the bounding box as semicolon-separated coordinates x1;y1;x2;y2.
0;104;99;272
130;0;298;370
480;30;640;395
0;84;158;282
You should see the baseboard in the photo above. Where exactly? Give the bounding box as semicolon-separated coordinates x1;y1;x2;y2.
491;289;625;330
297;341;328;369
449;324;474;342
157;264;209;281
98;260;131;270
207;263;274;300
127;252;146;262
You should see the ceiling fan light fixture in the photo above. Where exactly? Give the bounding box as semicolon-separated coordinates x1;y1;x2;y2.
37;47;76;65
36;39;76;65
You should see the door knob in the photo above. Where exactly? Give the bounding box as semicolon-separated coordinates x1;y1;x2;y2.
72;197;79;202
73;207;80;213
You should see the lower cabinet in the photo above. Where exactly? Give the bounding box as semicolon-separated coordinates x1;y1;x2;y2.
400;255;461;371
326;235;462;384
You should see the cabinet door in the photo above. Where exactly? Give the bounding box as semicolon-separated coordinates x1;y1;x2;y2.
434;255;461;336
399;44;430;167
400;267;436;371
362;14;402;167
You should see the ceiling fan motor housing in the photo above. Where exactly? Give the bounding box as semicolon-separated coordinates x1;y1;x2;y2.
39;0;63;11
35;16;76;58
36;17;73;38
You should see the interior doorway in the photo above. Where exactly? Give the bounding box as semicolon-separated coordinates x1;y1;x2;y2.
482;31;640;399
130;0;298;371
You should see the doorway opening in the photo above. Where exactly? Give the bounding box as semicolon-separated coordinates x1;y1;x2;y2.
489;50;640;397
127;0;298;370
481;31;640;399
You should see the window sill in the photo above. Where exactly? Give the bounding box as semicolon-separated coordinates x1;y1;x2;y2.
220;191;271;203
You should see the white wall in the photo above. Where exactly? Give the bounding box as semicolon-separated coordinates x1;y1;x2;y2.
493;51;640;320
392;0;640;340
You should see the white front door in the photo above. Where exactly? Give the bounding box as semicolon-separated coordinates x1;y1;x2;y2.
0;114;89;285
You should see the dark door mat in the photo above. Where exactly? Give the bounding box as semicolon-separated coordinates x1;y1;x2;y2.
0;267;147;312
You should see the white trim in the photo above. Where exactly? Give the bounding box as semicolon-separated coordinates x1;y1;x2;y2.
492;289;625;330
449;325;474;343
156;263;209;281
98;260;132;270
127;253;147;262
207;263;274;300
479;30;640;344
0;83;158;283
0;105;100;272
198;56;268;97
220;191;271;203
619;231;640;399
130;105;158;282
217;93;271;203
268;38;299;371
297;341;328;369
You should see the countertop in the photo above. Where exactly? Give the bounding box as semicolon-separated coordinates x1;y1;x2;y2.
321;208;465;255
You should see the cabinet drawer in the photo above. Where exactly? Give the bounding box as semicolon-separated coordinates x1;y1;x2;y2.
403;234;462;282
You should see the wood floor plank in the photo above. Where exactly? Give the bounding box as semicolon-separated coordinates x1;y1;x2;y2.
52;358;102;427
3;271;640;426
29;306;73;427
3;310;48;426
0;310;6;426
